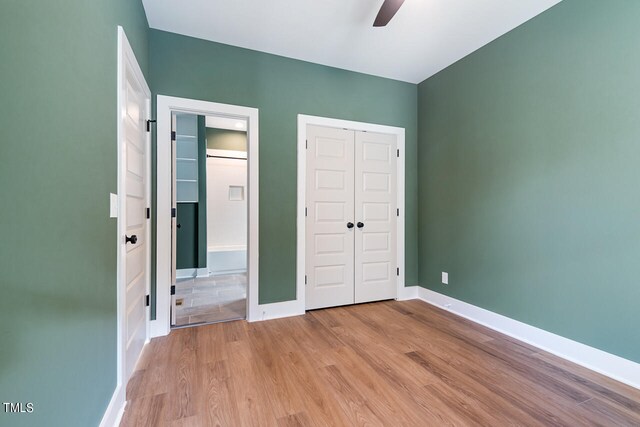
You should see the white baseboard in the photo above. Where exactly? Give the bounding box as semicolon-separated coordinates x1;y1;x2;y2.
99;384;126;427
196;268;209;278
176;268;196;279
254;300;305;322
417;287;640;390
397;285;419;300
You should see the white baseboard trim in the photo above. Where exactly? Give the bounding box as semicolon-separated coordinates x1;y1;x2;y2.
196;268;209;278
417;287;640;390
397;285;419;300
254;300;305;322
99;384;126;427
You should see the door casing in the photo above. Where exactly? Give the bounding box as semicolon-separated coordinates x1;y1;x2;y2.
154;95;260;337
297;114;406;312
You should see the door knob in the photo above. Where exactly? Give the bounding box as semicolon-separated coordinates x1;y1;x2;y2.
125;234;138;245
177;224;181;229
357;222;364;229
347;222;354;229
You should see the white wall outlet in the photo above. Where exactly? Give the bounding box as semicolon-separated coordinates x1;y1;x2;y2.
110;193;118;218
442;272;449;285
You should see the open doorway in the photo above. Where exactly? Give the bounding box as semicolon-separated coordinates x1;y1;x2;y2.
173;113;248;326
153;96;259;338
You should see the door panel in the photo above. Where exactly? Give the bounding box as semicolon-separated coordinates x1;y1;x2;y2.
306;125;355;310
122;70;148;382
355;131;397;303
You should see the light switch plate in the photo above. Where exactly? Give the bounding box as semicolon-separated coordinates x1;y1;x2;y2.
110;193;118;218
442;272;449;285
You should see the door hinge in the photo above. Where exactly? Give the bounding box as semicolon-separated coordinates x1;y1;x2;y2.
170;285;176;295
305;207;308;217
397;208;399;217
397;149;400;158
305;275;307;285
397;267;400;276
146;119;156;132
145;295;150;307
305;139;308;149
171;131;176;141
171;208;177;218
146;207;151;219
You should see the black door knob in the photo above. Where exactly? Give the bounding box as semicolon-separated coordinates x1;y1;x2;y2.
176;224;181;229
125;234;138;245
357;222;364;229
347;222;354;229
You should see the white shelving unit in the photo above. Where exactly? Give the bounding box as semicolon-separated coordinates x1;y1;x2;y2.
175;114;199;203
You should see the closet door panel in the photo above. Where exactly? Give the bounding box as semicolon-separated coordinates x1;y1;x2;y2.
354;131;397;303
306;125;355;310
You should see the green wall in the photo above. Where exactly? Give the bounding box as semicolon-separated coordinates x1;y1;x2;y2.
0;1;149;426
418;0;640;363
150;30;419;304
207;128;248;152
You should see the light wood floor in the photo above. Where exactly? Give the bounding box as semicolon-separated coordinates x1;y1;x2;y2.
121;300;640;426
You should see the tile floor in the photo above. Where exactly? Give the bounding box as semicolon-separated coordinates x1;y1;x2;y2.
174;273;246;327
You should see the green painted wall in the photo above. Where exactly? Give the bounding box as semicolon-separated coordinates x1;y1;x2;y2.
176;203;198;269
207;128;248;152
0;1;149;427
149;30;419;304
418;0;640;363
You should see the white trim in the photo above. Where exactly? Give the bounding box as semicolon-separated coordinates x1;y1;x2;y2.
397;285;419;301
98;385;126;427
114;26;151;425
297;114;406;313
417;287;640;390
155;95;259;337
257;300;305;321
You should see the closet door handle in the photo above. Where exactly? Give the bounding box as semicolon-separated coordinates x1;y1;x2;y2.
347;222;354;229
357;222;364;229
125;234;138;245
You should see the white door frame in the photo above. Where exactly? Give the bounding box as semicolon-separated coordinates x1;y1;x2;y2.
152;95;259;337
297;114;406;311
107;26;152;427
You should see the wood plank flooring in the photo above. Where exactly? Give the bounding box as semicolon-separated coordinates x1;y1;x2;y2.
120;300;640;426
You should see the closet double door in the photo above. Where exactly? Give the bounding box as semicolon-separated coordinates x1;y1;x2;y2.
306;125;397;310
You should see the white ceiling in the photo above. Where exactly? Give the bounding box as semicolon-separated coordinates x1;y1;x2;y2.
142;0;562;84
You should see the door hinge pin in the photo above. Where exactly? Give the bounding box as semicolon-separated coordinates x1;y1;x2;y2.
397;208;399;217
397;149;400;158
170;285;176;295
146;207;151;219
145;295;150;307
305;275;307;285
397;267;400;276
305;207;308;217
146;119;156;132
171;131;176;141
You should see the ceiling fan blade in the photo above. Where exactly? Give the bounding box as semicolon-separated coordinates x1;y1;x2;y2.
373;0;406;27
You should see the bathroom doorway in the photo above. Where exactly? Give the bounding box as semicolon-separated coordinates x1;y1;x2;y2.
172;113;249;327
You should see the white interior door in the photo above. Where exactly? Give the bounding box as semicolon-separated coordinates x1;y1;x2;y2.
306;125;355;310
354;131;397;303
121;58;150;382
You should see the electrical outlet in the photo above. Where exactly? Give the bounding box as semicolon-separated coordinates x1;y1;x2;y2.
442;272;449;285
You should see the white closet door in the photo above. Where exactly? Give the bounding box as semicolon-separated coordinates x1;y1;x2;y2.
354;131;397;303
306;125;355;310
